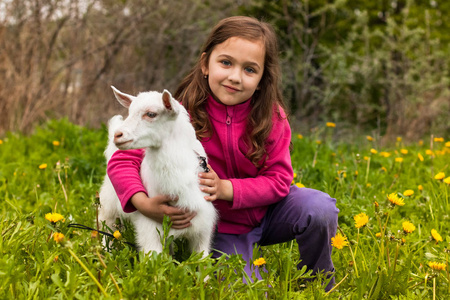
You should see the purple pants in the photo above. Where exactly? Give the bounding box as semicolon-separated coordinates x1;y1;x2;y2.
211;186;339;291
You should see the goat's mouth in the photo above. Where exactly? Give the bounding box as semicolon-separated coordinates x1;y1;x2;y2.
115;140;133;149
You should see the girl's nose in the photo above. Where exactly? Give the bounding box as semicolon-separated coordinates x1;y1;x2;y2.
228;68;241;83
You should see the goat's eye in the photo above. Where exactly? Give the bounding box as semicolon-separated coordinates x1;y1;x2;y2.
146;112;157;118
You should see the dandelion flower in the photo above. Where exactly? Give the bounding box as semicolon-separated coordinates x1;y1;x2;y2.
403;190;414;197
428;262;446;271
431;229;443;243
331;233;349;249
445;141;450;148
53;232;65;243
39;163;48;169
363;156;369;161
402;221;416;234
253;257;266;266
434;172;445;180
425;149;434;156
444;177;450;185
380;152;391;158
297;134;303;139
381;166;387;172
395;157;403;163
296;182;305;188
354;213;369;228
366;183;371;187
375;232;382;238
396;137;402;142
370;148;378;154
0;139;3;144
400;149;408;155
387;193;405;206
418;185;423;191
52;141;60;146
433;137;444;142
366;136;374;141
45;213;65;223
113;231;122;240
316;140;322;145
326;122;336;128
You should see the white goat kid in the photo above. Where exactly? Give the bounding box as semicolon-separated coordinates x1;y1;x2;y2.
98;86;217;258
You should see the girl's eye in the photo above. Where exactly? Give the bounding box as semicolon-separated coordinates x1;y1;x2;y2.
245;67;256;74
146;112;157;118
221;60;231;66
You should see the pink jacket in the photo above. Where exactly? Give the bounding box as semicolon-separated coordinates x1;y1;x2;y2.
107;96;293;234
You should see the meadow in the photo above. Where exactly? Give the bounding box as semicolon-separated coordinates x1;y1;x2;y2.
0;119;448;299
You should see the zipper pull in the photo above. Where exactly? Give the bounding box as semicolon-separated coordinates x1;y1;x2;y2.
226;115;231;125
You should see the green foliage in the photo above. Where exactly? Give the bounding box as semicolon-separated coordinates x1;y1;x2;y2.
0;119;449;298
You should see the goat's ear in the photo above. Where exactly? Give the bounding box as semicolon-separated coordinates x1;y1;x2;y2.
111;86;134;108
162;89;175;111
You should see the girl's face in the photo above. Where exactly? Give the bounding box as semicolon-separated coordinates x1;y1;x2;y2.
202;37;265;106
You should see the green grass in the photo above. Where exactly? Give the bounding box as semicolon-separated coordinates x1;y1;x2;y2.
0;119;449;299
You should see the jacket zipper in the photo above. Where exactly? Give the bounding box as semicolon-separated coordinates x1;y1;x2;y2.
226;113;239;178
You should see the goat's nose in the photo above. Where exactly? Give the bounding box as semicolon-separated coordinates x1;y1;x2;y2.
114;131;123;141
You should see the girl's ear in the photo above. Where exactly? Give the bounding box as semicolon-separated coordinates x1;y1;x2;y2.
200;52;209;76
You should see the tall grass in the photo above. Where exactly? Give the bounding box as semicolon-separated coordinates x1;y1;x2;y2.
0;120;448;299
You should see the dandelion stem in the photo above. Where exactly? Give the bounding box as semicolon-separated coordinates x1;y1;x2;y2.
365;157;370;184
432;277;436;300
325;273;348;296
68;248;108;297
338;227;358;277
96;250;122;299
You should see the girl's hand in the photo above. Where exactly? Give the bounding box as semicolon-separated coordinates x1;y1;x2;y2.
130;192;196;229
198;164;233;202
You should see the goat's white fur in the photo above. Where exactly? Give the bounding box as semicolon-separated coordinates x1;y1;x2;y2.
98;86;217;257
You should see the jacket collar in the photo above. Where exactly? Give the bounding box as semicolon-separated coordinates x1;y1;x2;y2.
205;95;252;123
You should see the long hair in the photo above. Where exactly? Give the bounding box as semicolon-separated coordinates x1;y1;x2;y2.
174;16;287;167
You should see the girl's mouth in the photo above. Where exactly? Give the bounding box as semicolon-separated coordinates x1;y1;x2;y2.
223;85;240;93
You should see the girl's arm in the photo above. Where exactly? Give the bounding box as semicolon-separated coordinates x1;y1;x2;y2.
107;149;196;228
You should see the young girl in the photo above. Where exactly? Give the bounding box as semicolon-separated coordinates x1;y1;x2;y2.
107;16;339;291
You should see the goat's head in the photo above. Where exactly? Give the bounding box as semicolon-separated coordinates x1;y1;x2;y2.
111;86;180;149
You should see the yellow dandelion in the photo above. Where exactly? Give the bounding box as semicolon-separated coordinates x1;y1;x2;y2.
395;157;403;163
0;139;3;144
443;177;450;185
381;166;387;172
402;221;416;234
331;233;349;249
418;185;423;191
380;151;391;158
431;229;443;243
366;136;374;141
363;156;369;161
417;153;424;161
316;140;322;145
396;137;402;142
45;212;65;223
434;172;445;180
400;149;408;155
91;231;99;239
326;122;336;128
425;149;434;156
296;182;305;188
53;232;65;243
445;141;450;148
354;213;369;229
419;140;424;146
113;231;122;240
39;163;48;169
428;262;446;271
403;190;414;197
354;171;358;176
293;173;297;178
366;183;371;187
375;232;382;238
52;141;60;146
253;257;266;266
370;148;378;154
387;193;405;206
297;134;303;139
433;137;444;142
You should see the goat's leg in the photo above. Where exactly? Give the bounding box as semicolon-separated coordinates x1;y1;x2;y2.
133;216;164;254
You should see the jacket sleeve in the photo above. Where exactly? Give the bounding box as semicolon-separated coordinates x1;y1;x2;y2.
229;112;293;210
107;148;147;213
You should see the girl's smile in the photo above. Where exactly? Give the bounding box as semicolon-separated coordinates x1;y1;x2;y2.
202;37;265;106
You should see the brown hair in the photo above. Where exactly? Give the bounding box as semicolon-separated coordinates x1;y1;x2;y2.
174;16;287;167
